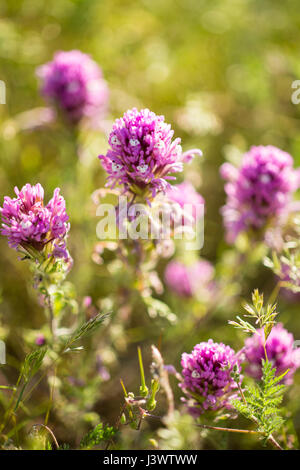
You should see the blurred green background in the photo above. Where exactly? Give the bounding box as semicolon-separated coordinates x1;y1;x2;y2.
0;0;300;449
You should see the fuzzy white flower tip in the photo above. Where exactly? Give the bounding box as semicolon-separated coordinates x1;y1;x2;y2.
191;370;201;378
111;162;123;172
129;138;139;147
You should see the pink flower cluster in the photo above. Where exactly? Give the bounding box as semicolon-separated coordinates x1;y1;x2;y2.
180;340;241;416
99;108;202;198
164;259;214;298
244;323;300;384
220;145;300;243
0;183;70;261
166;181;204;223
37;50;109;124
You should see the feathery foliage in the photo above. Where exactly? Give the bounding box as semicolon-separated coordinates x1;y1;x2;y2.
62;311;110;352
22;347;48;382
80;422;116;449
232;360;288;444
229;289;279;342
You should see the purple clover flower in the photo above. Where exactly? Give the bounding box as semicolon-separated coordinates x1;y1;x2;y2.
99;108;202;198
164;259;214;298
37;50;109;124
244;323;300;385
0;183;70;261
220;146;300;243
180;340;241;416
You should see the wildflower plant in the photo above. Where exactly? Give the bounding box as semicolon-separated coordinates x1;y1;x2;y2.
220;146;300;244
179;340;242;417
1;16;300;452
0;182;110;449
99;108;202;199
228;290;292;449
94;108;204;322
116;347;162;434
0;183;73;340
170;289;299;450
0;183;70;262
37;50;109;125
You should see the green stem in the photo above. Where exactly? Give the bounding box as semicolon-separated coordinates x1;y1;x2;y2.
14;382;27;412
137;347;148;397
196;424;262;435
120;379;134;421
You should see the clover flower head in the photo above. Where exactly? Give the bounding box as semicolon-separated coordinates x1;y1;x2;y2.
99;108;202;198
220;146;300;243
0;183;70;261
244;323;300;385
37;50;109;124
164;259;214;298
180;340;241;416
